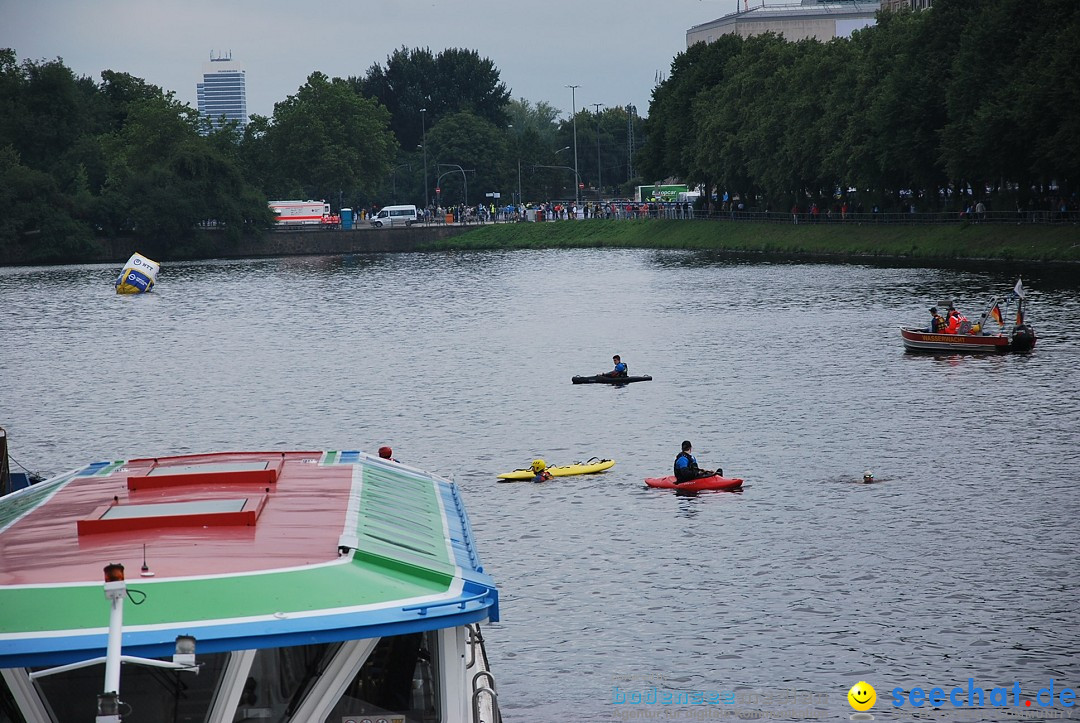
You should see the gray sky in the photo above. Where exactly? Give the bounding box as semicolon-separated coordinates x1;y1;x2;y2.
0;0;758;121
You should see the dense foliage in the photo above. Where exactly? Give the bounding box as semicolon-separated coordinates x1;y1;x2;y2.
352;49;645;209
638;0;1080;214
0;49;275;261
4;0;1076;263
0;43;645;261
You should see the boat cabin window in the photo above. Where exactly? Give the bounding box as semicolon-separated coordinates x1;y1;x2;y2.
322;631;440;723
236;631;438;722
30;651;229;722
0;675;27;723
9;631;441;723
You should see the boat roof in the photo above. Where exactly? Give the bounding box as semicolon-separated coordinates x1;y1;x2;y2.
0;450;498;668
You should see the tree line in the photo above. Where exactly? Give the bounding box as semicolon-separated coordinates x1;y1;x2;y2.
0;45;644;262
5;0;1075;262
638;0;1079;216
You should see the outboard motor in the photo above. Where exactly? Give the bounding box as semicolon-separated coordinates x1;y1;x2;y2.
1011;324;1036;351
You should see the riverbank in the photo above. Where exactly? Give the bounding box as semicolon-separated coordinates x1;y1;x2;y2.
425;219;1080;263
3;218;1077;266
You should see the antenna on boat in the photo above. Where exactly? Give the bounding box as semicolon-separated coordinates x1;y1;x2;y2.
140;544;154;577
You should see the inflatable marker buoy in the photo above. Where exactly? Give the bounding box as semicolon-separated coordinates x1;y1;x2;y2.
115;252;159;294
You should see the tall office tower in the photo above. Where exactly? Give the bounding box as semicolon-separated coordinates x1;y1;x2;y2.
197;52;247;132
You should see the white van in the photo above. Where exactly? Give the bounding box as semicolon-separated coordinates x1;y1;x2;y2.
370;205;418;227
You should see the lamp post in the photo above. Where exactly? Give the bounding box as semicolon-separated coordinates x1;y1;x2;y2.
437;163;473;206
591;103;603;202
420;108;429;212
532;165;583;201
509;123;521;207
566;84;580;207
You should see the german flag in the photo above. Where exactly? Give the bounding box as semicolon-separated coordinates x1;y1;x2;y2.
990;303;1004;326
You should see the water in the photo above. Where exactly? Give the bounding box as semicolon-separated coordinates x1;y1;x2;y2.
3;249;1079;721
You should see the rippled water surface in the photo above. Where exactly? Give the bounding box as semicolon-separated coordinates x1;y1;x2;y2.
3;250;1079;721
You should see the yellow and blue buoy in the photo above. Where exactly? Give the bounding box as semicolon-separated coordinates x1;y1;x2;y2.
115;253;159;294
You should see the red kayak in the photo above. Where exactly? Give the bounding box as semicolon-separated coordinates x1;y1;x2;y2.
645;475;744;492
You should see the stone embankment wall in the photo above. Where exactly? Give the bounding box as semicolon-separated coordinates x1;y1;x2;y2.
1;225;477;266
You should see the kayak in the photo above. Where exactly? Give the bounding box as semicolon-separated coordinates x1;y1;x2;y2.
572;374;652;384
644;474;744;492
497;457;615;481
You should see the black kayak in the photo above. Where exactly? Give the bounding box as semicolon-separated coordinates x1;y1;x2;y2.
572;374;653;384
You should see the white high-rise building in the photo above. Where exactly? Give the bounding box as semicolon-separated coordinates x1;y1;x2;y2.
197;53;247;132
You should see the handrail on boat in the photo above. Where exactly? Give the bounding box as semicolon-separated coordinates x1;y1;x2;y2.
466;624;478;669
472;670;501;723
402;590;494;616
472;669;496;692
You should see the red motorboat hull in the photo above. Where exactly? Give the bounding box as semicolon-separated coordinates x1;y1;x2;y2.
645;475;744;492
899;327;1027;353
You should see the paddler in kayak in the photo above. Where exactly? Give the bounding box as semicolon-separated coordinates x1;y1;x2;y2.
673;441;722;484
530;459;553;483
603;355;628;378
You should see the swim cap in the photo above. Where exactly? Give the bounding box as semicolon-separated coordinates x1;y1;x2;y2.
378;446;393;459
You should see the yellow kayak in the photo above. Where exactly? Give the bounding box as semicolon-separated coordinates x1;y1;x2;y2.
497;457;615;481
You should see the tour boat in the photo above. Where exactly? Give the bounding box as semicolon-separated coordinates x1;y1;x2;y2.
900;280;1036;354
0;450;501;722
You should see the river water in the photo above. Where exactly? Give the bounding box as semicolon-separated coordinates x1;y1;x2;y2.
2;250;1079;722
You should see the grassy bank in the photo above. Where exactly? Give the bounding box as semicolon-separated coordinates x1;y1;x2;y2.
421;219;1080;263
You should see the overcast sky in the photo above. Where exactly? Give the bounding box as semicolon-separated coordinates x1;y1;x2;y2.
1;0;766;121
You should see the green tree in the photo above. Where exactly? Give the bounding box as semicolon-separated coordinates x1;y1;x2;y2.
639;34;744;193
353;47;510;150
262;72;397;206
98;94;271;244
426;111;507;206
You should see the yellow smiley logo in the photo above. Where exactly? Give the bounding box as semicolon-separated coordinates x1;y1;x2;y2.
848;681;877;712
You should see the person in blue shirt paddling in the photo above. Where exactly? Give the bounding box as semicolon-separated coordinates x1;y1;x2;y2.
673;440;722;483
604;355;628;378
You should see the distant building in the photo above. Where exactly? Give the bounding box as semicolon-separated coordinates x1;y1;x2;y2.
687;1;880;46
881;0;932;10
196;53;247;132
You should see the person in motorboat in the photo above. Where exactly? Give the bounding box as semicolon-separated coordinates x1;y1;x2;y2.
530;459;553;483
945;306;970;334
673;441;722;484
928;307;947;333
603;355;628;378
378;446;398;462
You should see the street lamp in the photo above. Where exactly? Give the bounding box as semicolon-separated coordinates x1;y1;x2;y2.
509;123;521;207
566;84;580;207
437;163;473;206
420;108;429;212
532;165;583;200
592;103;603;202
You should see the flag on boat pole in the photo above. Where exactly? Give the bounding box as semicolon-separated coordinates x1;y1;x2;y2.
990;303;1004;326
1013;278;1025;299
